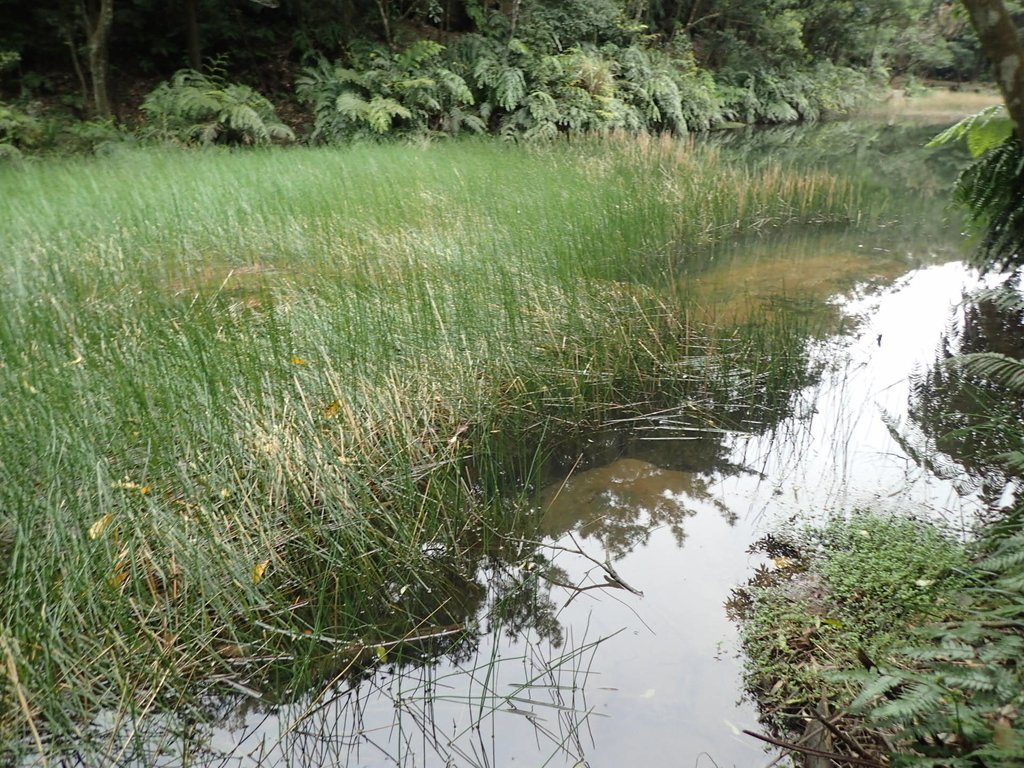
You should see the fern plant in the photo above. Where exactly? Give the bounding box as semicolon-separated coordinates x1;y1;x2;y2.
296;41;481;143
718;63;876;125
853;527;1024;767
929;106;1024;274
140;69;294;147
0;101;42;157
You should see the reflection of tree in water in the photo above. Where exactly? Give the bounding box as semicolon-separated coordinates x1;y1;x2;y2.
709;120;970;200
539;456;733;559
897;285;1024;511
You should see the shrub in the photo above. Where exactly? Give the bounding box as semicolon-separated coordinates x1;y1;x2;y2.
0;101;42;156
719;62;879;125
140;69;295;147
296;40;481;143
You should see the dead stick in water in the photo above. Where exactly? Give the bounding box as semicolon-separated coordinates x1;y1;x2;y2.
808;708;876;762
742;730;886;768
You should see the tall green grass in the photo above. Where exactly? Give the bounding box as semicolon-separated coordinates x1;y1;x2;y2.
0;134;861;761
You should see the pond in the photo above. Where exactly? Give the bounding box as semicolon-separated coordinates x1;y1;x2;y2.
30;120;1014;768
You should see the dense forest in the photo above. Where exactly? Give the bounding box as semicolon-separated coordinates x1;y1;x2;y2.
0;0;1008;151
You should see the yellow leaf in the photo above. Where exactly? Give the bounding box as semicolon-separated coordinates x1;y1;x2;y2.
289;357;307;365
252;559;270;584
89;512;114;540
109;553;130;588
375;646;388;663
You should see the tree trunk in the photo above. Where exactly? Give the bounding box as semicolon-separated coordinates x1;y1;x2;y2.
61;24;90;111
82;0;114;118
960;0;1024;139
185;0;201;70
375;0;393;48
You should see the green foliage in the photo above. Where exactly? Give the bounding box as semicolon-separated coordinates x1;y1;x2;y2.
719;63;879;125
737;514;968;735
297;40;481;142
929;107;1024;274
815;514;968;633
140;69;295;147
0;50;19;75
0;102;128;157
513;0;628;50
951;136;1024;274
957;351;1024;394
929;106;1015;158
613;44;720;132
854;526;1024;767
0;101;41;156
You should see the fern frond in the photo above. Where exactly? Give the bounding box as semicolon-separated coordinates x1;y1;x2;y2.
335;91;369;119
365;96;411;133
495;67;526;111
928;105;1012;157
871;680;945;722
227;104;267;143
397;40;444;69
956;353;1024;394
968;285;1024;314
849;673;904;709
437;69;474;105
952;137;1024;273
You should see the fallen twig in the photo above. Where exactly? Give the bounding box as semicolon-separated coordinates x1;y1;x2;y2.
743;729;887;768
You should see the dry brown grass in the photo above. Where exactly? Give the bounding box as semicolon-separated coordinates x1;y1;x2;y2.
856;85;1002;124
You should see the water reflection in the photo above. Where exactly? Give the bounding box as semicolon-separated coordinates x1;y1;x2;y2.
540;458;731;557
896;279;1024;516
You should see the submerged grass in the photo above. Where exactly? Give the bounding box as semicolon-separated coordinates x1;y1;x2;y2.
0;134;863;761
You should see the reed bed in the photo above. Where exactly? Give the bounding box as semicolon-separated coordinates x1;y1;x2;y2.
0;135;862;762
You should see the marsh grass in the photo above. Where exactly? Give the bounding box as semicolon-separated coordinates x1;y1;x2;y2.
0;134;863;762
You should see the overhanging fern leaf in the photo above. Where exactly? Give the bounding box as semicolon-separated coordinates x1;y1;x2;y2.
849;673;904;709
956;353;1024;394
928;105;1012;157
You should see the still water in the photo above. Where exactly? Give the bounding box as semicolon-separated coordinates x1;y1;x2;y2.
66;122;1012;768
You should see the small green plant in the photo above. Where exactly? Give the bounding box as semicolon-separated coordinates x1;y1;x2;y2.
736;513;967;742
815;514;967;632
141;69;295;146
852;525;1024;767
